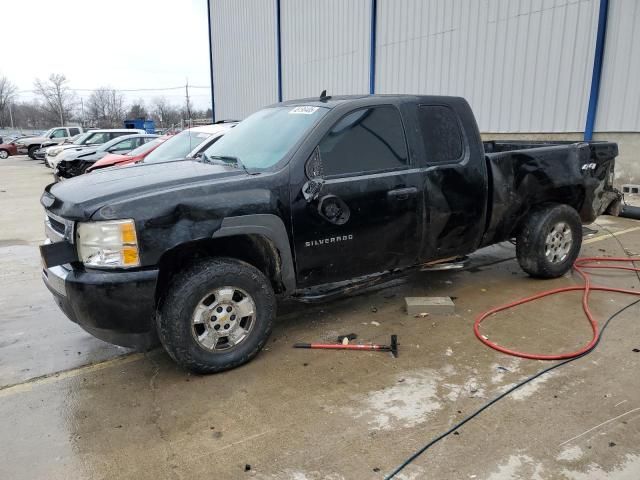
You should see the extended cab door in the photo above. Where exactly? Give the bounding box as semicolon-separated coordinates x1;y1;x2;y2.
290;105;424;288
414;103;488;260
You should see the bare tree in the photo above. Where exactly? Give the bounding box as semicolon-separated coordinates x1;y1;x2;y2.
0;75;17;128
33;74;76;125
127;99;147;119
86;87;126;127
151;96;180;128
11;100;50;129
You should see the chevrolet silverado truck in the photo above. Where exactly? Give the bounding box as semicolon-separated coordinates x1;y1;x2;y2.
40;94;621;373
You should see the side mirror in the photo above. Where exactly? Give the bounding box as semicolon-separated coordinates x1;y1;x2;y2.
302;179;324;203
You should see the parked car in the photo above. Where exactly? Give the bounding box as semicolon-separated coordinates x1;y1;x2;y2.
34;133;83;161
45;129;145;168
40;95;621;373
55;134;159;179
0;143;18;159
87;136;169;172
141;123;236;164
0;141;18;159
13;126;84;159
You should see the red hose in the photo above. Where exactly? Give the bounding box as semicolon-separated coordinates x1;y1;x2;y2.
474;257;640;360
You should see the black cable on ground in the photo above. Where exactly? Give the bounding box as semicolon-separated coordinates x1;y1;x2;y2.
385;227;640;479
384;297;640;479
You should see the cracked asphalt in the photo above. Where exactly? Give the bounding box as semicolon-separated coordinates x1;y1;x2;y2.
1;155;639;479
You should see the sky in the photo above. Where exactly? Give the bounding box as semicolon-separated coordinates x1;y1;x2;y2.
2;0;213;110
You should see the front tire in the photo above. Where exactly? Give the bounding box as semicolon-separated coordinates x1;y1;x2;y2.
28;145;39;159
516;204;582;278
157;257;276;374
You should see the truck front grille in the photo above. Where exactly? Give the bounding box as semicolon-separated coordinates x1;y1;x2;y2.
45;211;74;243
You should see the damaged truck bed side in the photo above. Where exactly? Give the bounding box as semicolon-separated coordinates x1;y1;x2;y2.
40;95;621;373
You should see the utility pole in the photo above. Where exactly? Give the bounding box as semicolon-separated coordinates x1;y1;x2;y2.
9;102;14;129
185;79;192;121
80;98;85;127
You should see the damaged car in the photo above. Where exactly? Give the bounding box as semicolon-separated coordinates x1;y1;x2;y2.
40;94;621;373
54;134;159;179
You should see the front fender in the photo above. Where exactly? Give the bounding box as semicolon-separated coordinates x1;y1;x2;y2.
212;214;296;293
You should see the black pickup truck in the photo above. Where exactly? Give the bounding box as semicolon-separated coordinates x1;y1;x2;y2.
40;94;621;373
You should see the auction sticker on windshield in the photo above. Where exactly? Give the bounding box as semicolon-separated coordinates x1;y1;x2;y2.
289;106;319;115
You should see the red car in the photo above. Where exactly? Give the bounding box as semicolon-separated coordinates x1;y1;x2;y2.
86;136;168;172
0;142;18;159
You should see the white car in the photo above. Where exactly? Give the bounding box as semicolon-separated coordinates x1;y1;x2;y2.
45;129;145;168
141;122;237;164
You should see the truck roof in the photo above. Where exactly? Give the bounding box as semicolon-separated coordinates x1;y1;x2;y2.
276;94;467;109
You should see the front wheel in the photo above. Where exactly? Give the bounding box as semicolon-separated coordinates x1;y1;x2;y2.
28;145;39;159
516;204;582;278
157;257;276;373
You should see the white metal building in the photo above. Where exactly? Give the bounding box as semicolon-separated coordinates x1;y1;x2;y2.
207;0;640;181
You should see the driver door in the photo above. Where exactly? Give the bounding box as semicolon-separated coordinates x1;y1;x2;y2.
290;105;423;288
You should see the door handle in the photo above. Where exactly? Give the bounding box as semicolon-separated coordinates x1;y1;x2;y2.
387;187;418;201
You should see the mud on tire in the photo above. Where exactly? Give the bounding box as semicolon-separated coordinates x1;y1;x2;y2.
157;257;276;374
516;204;582;279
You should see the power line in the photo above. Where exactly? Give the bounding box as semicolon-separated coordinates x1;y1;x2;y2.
16;85;211;94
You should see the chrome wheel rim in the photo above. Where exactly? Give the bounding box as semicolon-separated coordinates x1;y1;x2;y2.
0;150;8;159
545;222;573;264
191;287;256;352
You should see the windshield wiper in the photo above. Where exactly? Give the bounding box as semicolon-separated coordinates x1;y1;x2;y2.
203;155;256;175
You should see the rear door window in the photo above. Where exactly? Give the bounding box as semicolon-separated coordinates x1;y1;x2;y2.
69;127;80;136
319;106;408;177
418;105;464;164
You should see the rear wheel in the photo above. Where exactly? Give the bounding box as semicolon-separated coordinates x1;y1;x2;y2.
0;149;8;159
516;204;582;278
157;257;276;373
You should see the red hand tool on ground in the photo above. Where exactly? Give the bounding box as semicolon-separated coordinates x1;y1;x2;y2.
294;335;398;357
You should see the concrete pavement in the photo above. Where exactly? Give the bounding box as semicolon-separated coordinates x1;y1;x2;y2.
1;155;639;479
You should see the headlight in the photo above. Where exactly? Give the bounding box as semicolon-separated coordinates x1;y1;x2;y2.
76;219;140;268
48;148;61;157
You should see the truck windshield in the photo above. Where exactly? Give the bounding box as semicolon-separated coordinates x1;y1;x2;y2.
144;129;214;164
202;106;328;170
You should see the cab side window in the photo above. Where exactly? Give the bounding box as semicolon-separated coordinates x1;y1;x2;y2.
418;105;464;164
319;106;408;178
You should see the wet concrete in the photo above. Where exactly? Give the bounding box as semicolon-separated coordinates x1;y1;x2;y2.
1;156;639;479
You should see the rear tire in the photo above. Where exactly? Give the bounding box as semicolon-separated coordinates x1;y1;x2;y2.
516;204;582;278
0;149;8;159
157;257;276;374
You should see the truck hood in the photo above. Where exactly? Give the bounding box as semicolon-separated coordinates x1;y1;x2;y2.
18;135;47;144
44;160;245;220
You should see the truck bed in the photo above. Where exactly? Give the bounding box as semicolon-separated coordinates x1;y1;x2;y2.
480;141;620;247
